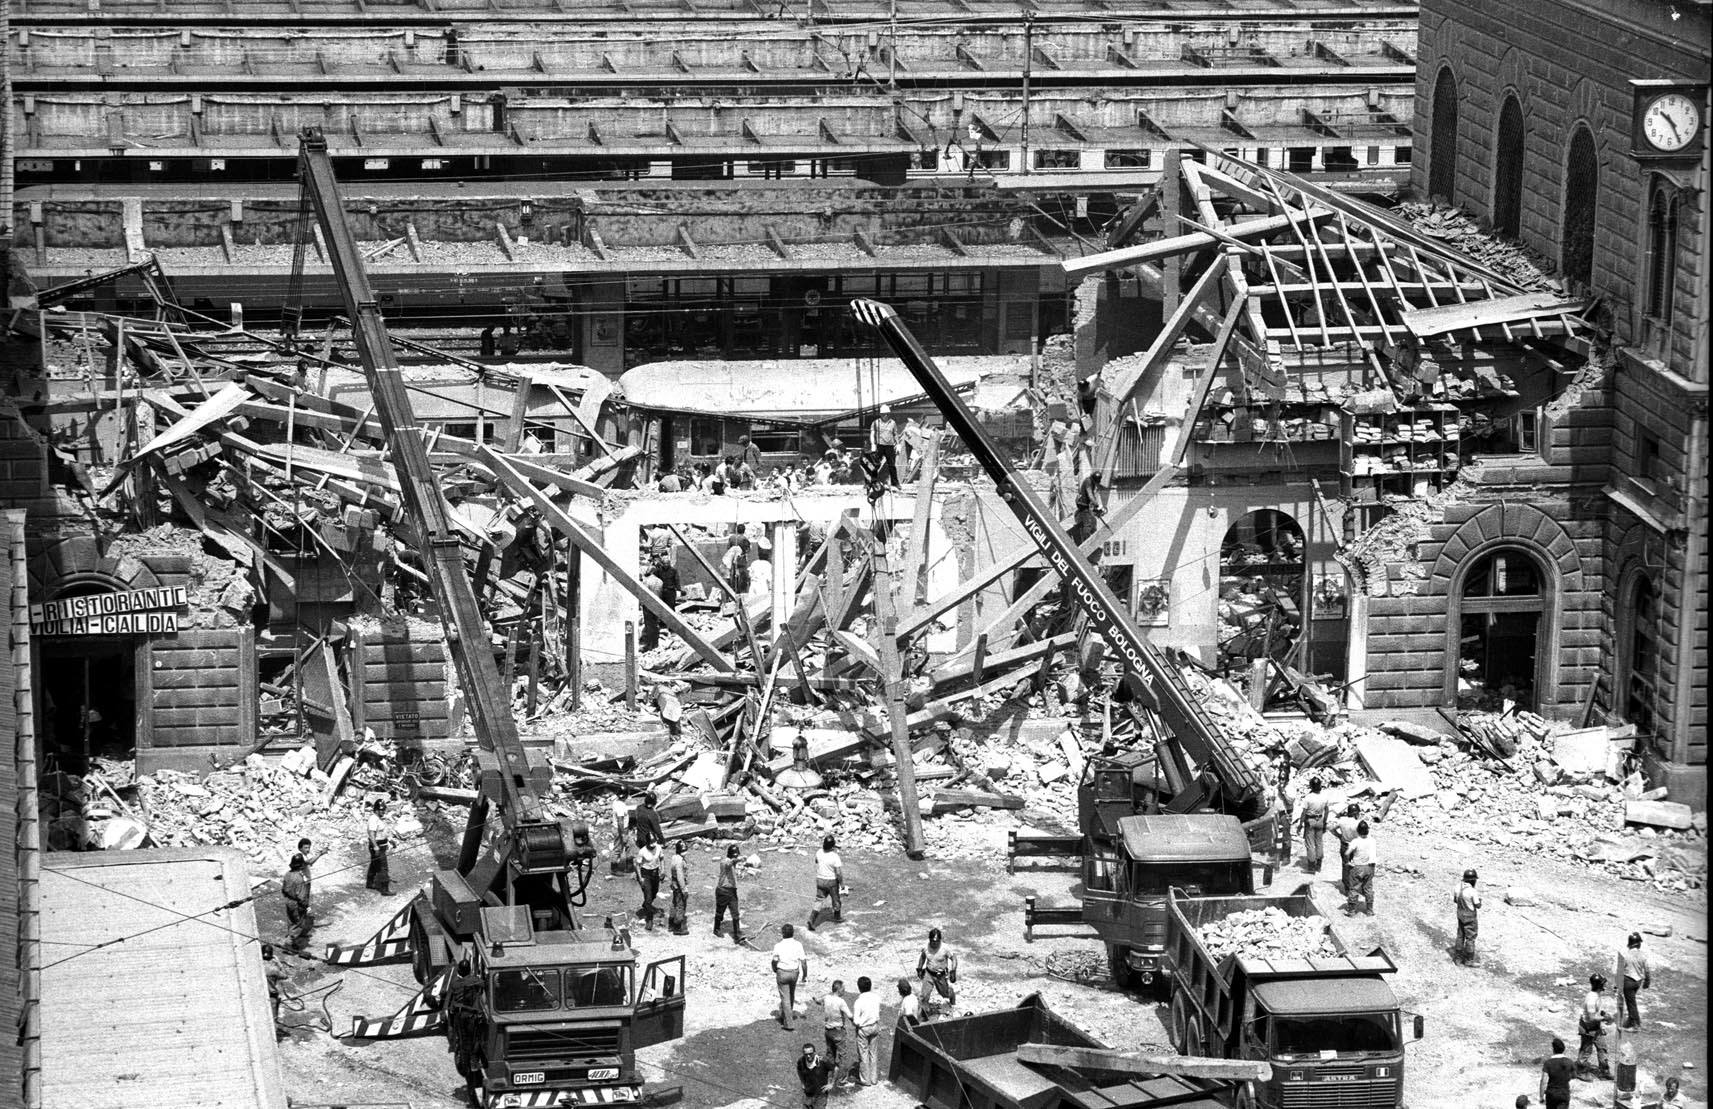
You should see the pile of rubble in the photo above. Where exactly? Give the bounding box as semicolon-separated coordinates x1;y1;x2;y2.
1197;906;1341;964
1396;203;1561;293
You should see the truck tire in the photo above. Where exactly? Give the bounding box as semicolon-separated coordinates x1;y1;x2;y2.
409;909;450;986
1235;1084;1259;1109
1184;1016;1204;1058
1170;994;1191;1055
1107;944;1138;990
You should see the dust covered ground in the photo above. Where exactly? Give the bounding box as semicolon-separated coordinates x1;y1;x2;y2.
265;800;1706;1109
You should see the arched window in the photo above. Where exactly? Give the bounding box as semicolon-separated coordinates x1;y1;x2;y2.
1218;510;1306;675
1645;181;1679;323
1492;96;1524;238
1561;126;1599;289
1429;67;1459;202
1619;572;1659;733
1454;547;1549;710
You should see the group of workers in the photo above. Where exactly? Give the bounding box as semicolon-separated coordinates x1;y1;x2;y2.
649;405;930;501
1293;775;1671;1107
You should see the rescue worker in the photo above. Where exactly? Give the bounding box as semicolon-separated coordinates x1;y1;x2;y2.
1538;1037;1574;1109
630;791;665;849
807;835;843;932
262;943;290;1034
280;855;313;953
1577;973;1614;1079
1453;868;1482;965
1332;802;1362;894
667;841;691;935
851;976;882;1086
868;403;901;487
634;838;663;931
820;980;851;1084
897;976;922;1024
713;844;745;944
1616;932;1651;1029
771;924;808;1030
365;799;392;895
797;1042;834;1109
916;927;958;1010
448;957;485;1079
1297;777;1330;873
1343;820;1377;915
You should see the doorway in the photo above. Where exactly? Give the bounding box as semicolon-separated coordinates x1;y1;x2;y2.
1454;548;1546;709
41;639;138;774
1217;509;1306;675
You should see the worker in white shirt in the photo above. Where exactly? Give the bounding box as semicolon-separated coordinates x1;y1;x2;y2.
1344;820;1378;915
820;980;852;1085
771;923;809;1030
896;977;922;1025
851;976;882;1085
807;835;843;931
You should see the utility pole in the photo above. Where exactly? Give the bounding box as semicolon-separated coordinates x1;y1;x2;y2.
887;0;897;91
1019;11;1033;175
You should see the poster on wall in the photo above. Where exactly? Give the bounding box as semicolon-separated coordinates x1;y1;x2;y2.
1135;579;1170;627
1312;574;1348;622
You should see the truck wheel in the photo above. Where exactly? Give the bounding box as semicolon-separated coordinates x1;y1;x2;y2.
1170;995;1190;1055
1235;1084;1258;1109
1184;1016;1204;1058
1107;945;1138;990
410;915;433;985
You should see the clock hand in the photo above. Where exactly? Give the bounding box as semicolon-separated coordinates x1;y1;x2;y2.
1664;116;1684;142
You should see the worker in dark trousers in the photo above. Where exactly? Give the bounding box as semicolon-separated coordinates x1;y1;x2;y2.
1539;1037;1575;1109
1577;973;1614;1079
635;839;663;931
713;844;745;944
1616;932;1651;1029
1297;778;1330;873
262;943;290;1034
1452;868;1481;964
1343;821;1377;915
667;841;691;935
281;855;313;953
365;799;392;895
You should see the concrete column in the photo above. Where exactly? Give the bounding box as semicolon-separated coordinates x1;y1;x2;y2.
1346;592;1370;710
584;517;641;663
770;520;795;639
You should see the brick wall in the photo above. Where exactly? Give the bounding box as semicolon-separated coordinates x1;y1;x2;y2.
1413;0;1710;360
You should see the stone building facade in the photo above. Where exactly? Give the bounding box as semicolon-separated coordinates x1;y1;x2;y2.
1413;0;1708;797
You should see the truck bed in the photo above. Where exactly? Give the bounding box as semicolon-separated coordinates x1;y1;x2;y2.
1170;888;1398;983
889;994;1231;1109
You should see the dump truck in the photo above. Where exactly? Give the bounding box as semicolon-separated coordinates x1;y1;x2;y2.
297;129;685;1108
1024;812;1265;997
1162;888;1421;1109
889;993;1243;1109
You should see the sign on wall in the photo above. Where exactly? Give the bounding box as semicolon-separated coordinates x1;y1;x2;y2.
30;586;189;636
1135;578;1170;627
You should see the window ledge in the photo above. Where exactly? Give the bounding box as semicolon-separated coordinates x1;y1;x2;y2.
1605;477;1682;534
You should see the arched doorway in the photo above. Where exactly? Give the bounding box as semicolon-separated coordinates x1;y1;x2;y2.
1561;125;1599;289
1218;510;1306;675
1453;547;1548;709
1429;67;1460;202
1493;96;1524;237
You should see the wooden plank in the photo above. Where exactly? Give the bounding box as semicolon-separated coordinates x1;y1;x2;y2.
1103;258;1226;408
906;429;940;604
480;448;735;672
1401;292;1588;338
1062;208;1336;278
1016;1043;1271;1081
869;539;926;859
927;789;1025;812
928;632;1075;687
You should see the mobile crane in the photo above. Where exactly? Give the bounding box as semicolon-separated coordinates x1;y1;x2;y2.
297;130;685;1109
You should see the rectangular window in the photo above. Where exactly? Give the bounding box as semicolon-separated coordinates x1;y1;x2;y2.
975;149;1011;170
1323;147;1358;173
1105;149;1152;169
746;159;797;178
1287;148;1315;172
1032;148;1079;169
1638;431;1665;487
749;429;799;455
1367;144;1382;166
1395;145;1413;164
1517;409;1539;454
1253;148;1270;168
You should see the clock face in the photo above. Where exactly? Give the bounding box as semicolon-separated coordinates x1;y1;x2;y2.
1643;93;1701;153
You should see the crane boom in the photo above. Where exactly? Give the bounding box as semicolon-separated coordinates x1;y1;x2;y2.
295;131;548;830
849;297;1263;813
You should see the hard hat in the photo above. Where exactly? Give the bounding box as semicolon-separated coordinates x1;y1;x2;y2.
1463;868;1478;882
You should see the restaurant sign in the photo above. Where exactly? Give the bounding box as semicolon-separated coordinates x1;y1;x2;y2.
31;586;189;636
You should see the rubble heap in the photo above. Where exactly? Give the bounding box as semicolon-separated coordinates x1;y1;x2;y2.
1197;906;1341;964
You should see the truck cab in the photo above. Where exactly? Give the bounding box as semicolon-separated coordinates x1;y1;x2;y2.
1089;813;1254;992
1240;979;1409;1108
447;909;686;1108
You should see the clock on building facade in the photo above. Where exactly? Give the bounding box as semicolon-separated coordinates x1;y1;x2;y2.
1631;80;1708;161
